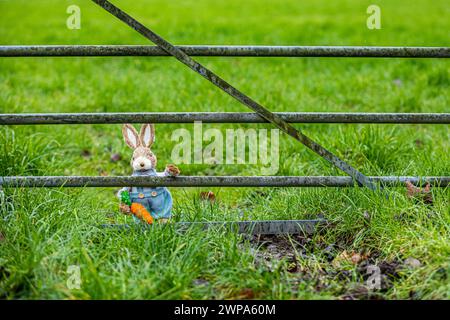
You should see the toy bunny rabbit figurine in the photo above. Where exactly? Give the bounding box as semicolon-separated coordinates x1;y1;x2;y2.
118;123;180;224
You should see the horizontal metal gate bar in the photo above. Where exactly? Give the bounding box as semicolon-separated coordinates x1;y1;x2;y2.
1;112;449;125
1;176;447;188
1;45;449;58
102;219;324;235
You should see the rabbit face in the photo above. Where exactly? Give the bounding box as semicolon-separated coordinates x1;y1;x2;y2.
122;124;156;172
132;147;156;171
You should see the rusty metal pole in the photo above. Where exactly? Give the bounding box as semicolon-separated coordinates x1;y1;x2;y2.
91;0;379;191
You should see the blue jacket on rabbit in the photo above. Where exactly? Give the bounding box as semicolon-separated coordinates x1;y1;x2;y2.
119;169;173;222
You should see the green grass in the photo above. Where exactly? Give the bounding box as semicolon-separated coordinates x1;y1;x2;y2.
0;0;449;299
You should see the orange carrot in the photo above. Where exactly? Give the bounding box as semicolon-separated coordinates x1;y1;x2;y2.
130;203;154;224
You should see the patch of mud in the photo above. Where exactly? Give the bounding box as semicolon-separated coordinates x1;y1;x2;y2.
341;285;385;300
242;234;410;299
245;234;309;272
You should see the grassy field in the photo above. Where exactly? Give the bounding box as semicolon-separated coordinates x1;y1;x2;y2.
0;0;449;299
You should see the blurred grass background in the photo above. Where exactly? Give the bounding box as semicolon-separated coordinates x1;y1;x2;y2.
0;0;448;299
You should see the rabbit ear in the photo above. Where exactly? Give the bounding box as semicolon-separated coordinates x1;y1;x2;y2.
139;124;155;148
122;124;140;149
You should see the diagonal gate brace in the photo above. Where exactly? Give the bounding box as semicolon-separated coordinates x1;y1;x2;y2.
92;0;379;191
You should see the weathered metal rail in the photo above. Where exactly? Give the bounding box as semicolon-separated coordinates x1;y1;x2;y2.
1;112;449;125
102;219;325;235
1;176;448;188
1;45;449;58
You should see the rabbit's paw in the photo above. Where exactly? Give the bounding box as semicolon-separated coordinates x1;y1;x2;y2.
165;164;180;177
119;203;131;215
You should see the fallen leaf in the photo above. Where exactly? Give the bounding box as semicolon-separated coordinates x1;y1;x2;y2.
99;170;109;176
414;139;424;148
333;250;367;267
332;250;351;268
351;253;362;264
200;191;215;202
237;288;256;299
110;153;122;163
406;181;433;205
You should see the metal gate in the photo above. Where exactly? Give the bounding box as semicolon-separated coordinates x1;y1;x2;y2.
0;0;449;234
